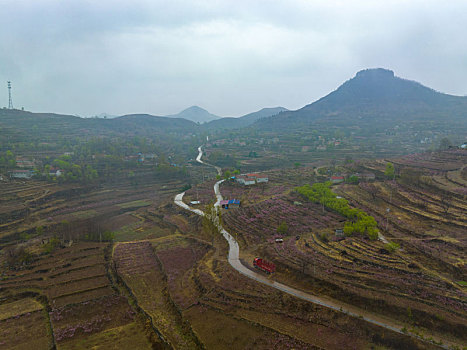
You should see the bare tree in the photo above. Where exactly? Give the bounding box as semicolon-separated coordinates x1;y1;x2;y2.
438;137;452;151
367;183;380;200
299;258;309;274
297;251;313;275
360;182;379;201
202;202;221;246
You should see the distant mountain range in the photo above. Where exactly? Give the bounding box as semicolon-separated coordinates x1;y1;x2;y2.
2;68;466;145
89;107;217;123
0;110;198;142
112;113;198;134
0;105;288;140
91;105;288;128
203;107;288;130
166;106;220;124
164;105;289;128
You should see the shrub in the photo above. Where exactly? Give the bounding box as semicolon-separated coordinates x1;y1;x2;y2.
385;162;395;179
367;228;379;240
277;221;288;235
181;183;192;191
5;246;34;266
347;175;359;184
319;232;329;243
296;182;379;239
384;241;400;253
84;230;114;242
43;237;61;253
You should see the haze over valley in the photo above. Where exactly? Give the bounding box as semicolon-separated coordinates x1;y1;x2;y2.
1;1;466;350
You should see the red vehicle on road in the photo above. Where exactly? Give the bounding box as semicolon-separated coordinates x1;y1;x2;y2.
253;258;276;274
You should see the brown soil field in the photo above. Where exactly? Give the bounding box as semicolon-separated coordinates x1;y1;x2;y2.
206;153;467;347
0;309;51;350
0;176;184;245
50;295;144;347
0;242;163;349
56;322;153;350
113;241;201;349
143;216;438;349
0;297;43;321
1;149;465;349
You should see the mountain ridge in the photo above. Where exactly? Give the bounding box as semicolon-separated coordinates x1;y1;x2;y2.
253;68;467;131
2;68;466;141
202;106;288;130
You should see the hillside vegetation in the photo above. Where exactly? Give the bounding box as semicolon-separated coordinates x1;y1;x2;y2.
296;182;378;239
1;68;466;349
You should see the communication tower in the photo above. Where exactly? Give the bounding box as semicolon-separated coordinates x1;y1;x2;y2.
7;81;13;109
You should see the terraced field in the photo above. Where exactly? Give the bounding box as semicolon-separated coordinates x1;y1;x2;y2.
0;177;184;246
1;148;465;349
143;229;434;350
269;234;466;325
0;242;156;349
223;191;344;245
0;307;51;349
390;150;466;173
1;243;112;306
338;151;466;275
327;151;467;341
209;153;467;346
113;241;201;349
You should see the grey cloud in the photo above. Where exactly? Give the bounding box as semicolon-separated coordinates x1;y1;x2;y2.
1;0;467;116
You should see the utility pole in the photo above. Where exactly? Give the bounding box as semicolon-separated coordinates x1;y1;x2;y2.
7;81;13;109
389;167;396;203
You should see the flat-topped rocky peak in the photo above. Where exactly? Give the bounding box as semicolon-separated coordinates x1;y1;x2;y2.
355;68;395;80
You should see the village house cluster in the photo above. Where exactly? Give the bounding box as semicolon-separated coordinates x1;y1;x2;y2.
8;156;38;179
7;156;64;180
234;173;268;185
219;199;241;209
219;173;269;209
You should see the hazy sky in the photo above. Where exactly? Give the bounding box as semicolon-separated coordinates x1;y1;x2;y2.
1;0;466;117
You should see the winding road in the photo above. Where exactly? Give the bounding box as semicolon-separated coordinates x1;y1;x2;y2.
196;146;222;176
174;146;455;349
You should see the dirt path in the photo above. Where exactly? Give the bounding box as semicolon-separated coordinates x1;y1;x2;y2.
173;145;460;349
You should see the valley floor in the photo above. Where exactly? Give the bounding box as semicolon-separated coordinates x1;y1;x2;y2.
0;149;466;349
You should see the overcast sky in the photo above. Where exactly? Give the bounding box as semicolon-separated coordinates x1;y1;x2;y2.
1;0;466;117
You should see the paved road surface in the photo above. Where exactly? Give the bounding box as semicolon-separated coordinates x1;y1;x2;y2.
172;145;454;349
197;146;222;175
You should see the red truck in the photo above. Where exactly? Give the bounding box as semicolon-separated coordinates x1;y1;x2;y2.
253;258;276;274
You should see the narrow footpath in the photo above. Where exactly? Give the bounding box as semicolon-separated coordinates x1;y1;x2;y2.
173;146;457;349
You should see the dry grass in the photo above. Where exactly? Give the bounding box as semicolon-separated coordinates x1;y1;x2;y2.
0;298;43;321
58;322;152;350
0;310;51;350
117;200;152;209
114;241;201;349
